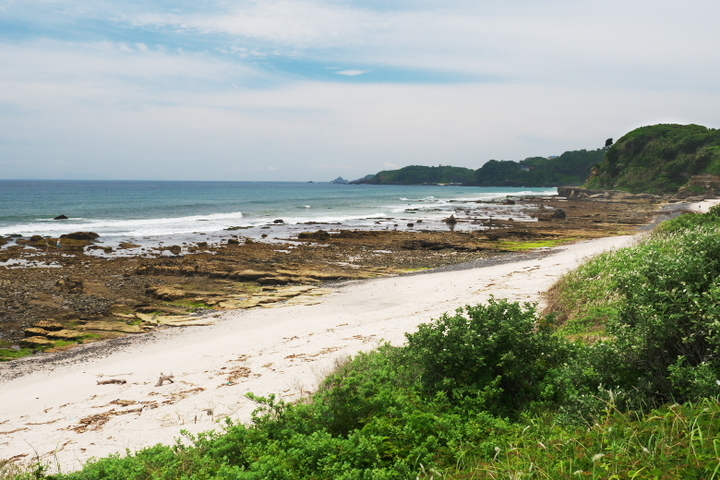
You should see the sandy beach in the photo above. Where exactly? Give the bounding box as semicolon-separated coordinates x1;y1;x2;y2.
0;230;647;473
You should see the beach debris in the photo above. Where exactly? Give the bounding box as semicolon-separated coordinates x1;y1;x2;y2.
155;373;175;387
97;379;127;385
70;405;149;433
162;387;205;405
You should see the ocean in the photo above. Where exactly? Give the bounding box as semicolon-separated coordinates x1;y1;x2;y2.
0;180;556;251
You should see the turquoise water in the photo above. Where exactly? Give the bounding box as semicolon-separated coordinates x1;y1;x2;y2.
0;180;556;247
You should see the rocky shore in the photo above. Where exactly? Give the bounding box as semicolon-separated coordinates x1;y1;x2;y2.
0;191;676;361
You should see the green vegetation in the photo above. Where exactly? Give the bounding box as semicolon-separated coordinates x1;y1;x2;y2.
0;346;36;362
358;165;476;185
11;207;720;479
587;123;720;194
355;149;604;186
497;238;572;250
475;149;605;187
358;124;720;193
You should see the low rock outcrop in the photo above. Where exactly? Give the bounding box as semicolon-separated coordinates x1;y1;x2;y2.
60;232;100;241
557;187;662;201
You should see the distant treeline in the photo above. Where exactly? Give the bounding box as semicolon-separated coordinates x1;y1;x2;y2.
352;149;605;187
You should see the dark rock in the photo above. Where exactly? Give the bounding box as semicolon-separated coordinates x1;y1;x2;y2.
53;215;69;220
298;230;330;241
402;240;454;251
273;219;285;224
227;238;240;245
60;232;100;241
257;276;290;286
166;245;182;255
55;277;83;293
24;327;49;337
551;209;566;219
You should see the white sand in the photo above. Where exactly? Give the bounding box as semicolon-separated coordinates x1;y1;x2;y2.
688;198;720;212
0;234;641;471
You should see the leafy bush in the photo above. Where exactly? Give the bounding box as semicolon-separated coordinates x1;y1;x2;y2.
547;210;720;407
401;299;568;417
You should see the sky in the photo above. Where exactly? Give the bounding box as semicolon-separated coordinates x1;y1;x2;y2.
1;0;719;181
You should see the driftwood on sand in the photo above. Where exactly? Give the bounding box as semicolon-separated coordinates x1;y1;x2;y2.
96;379;127;385
154;373;175;387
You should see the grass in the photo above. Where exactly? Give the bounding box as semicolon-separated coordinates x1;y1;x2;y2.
497;238;572;251
0;347;36;362
441;398;720;479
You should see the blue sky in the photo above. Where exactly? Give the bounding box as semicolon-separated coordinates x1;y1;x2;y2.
1;0;719;181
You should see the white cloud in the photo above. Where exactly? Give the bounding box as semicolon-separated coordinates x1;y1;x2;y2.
1;0;720;180
335;69;367;77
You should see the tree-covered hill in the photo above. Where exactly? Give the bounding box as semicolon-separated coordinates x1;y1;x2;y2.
356;165;476;185
586;123;720;194
355;149;604;187
474;149;604;187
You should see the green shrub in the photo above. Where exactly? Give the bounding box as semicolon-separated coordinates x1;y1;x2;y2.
655;204;720;233
401;298;569;417
605;227;720;404
547;212;720;407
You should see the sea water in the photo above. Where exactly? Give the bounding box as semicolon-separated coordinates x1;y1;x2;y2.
0;180;556;249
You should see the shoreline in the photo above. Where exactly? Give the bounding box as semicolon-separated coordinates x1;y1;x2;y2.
0;248;547;384
0;192;666;355
0;195;709;472
1;233;639;471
